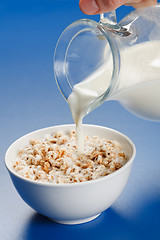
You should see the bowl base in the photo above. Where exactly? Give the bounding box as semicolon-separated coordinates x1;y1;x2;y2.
50;213;101;225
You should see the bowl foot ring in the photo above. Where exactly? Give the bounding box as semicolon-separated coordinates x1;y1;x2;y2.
50;213;101;225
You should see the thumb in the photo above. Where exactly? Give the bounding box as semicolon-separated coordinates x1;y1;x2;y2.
79;0;127;15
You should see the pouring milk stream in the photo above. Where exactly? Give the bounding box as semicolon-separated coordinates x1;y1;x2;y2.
54;5;160;154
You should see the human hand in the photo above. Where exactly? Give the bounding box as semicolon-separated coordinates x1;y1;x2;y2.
79;0;157;15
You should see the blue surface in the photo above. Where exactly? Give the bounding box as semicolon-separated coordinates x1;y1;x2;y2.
0;1;160;240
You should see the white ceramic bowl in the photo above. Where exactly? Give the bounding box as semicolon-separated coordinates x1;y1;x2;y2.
5;124;136;225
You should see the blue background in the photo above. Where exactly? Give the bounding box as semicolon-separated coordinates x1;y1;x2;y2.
0;1;160;240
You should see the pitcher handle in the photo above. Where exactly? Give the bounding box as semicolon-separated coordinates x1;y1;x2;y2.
99;10;131;36
100;10;119;29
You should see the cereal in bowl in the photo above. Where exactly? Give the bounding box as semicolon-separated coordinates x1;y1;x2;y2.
13;130;128;183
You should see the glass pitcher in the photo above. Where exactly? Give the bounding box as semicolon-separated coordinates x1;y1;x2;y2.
54;4;160;121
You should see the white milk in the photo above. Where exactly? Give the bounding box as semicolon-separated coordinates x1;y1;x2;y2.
68;41;160;153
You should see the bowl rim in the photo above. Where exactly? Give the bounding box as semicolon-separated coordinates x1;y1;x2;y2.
5;124;136;188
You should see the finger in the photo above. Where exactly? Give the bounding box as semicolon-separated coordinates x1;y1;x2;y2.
79;0;127;15
125;0;157;8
